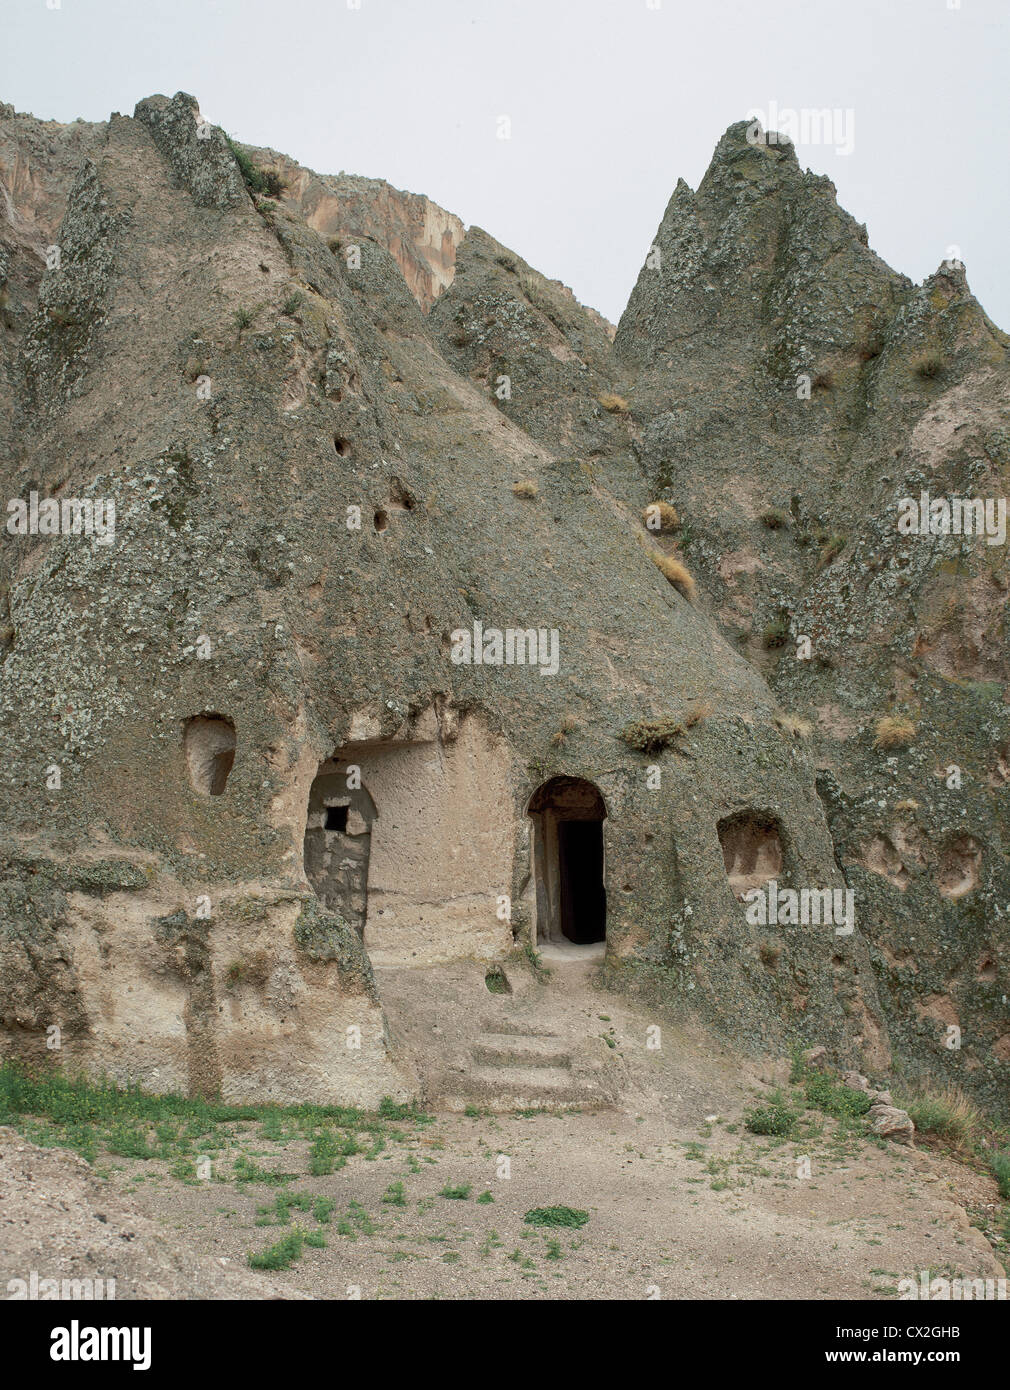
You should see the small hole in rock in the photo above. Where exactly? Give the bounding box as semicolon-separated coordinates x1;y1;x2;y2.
334;436;351;457
485;967;511;995
325;804;349;832
184;715;236;796
374;509;389;532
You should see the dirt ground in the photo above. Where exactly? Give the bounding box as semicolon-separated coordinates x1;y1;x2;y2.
2;1066;1006;1300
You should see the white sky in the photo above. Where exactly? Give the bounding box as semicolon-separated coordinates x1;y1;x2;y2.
3;0;1008;329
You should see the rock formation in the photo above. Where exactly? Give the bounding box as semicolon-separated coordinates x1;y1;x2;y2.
0;94;1006;1117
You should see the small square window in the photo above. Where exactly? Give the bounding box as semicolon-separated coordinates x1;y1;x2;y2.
325;805;348;832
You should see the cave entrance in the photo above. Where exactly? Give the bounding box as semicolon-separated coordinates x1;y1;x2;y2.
528;777;607;947
303;769;376;934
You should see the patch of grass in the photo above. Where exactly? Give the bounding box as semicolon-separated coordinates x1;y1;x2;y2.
438;1183;472;1200
234;1154;297;1187
990;1151;1010;1200
873;714;917;749
477;1190;494;1204
523;1205;589;1229
313;1197;335;1224
484;968;510;995
522;941;551;981
512;479;538;498
896;1084;983;1150
598;392;628;414
281;291;305;318
232;305;256;333
382;1181;407;1206
248;1230;304;1270
760;507;789;529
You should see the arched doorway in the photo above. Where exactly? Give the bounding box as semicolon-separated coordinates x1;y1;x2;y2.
303;769;377;933
527;777;607;947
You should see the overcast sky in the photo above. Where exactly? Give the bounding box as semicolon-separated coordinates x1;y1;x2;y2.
4;0;1008;329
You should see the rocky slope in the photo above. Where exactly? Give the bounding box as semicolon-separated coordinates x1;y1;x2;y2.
0;93;1006;1119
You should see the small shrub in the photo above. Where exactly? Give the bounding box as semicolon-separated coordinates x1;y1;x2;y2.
804;1072;873;1119
598;392;629;414
281;291;305;317
620;715;684;753
762;617;789;649
642;502;679;532
484;968;510;995
652;552;695;599
523;1205;589;1229
513;479;538;498
309;1132;343;1176
382;1181;407;1206
477;1190;495;1204
744;1093;798;1136
912;350;944;380
227;138;286;199
873;715;916;749
760;507;789;530
232;306;256;333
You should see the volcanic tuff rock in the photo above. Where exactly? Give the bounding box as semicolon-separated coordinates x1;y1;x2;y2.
0;94;1006;1116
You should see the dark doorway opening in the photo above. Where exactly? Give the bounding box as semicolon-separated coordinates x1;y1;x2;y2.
558;819;606;944
527;776;607;948
325;804;349;832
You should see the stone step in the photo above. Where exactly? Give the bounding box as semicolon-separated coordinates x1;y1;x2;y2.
471;1034;573;1068
478;1017;560;1038
442;1066;606;1112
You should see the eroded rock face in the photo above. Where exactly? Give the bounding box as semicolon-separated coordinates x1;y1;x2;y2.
0;94;1005;1115
243;145;464;312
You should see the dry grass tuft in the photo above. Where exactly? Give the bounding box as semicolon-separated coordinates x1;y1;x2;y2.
774;713;813;739
551;715;580;747
598;392;629;414
512;479;538;499
642;502;679;532
652;552;696;600
873;715;917;748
